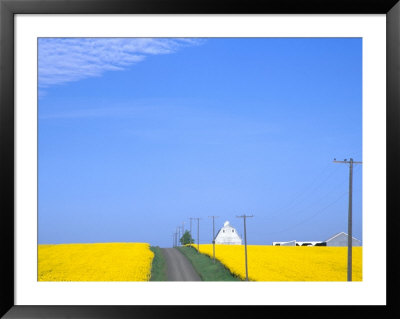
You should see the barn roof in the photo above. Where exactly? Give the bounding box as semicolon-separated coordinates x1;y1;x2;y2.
215;221;237;237
215;221;242;241
325;232;361;242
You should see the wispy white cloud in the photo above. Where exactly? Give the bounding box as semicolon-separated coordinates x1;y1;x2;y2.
38;38;202;88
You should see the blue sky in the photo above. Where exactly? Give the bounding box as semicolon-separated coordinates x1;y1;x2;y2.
38;38;362;247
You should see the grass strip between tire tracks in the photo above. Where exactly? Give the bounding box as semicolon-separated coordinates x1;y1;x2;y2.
177;246;241;281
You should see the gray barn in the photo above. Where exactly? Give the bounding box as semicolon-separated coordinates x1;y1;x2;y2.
325;232;361;246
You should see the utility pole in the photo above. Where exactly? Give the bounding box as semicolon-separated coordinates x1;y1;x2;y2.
172;233;175;247
182;222;185;239
236;214;254;281
194;218;201;252
333;158;362;281
208;216;218;263
177;227;181;247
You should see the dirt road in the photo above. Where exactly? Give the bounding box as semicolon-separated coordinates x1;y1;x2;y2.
161;248;201;281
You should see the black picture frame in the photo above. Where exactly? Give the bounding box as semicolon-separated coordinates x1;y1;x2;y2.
1;0;398;317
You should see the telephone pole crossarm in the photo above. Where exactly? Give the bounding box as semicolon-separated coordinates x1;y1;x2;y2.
333;160;362;164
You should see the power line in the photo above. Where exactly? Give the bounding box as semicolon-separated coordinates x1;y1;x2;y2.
258;176;349;225
263;180;361;239
262;164;342;221
279;162;334;210
264;190;349;236
334;158;362;282
236;214;254;281
276;175;350;220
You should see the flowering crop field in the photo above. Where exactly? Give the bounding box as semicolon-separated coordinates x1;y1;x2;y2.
192;244;362;281
38;243;154;281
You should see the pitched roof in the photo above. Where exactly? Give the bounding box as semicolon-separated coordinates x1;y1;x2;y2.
325;232;361;242
215;222;242;241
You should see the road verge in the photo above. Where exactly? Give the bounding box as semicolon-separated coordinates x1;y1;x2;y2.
177;246;241;281
150;246;167;281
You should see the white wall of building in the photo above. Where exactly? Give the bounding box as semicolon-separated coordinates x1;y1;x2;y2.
273;240;296;246
272;232;362;247
215;221;242;245
326;232;361;247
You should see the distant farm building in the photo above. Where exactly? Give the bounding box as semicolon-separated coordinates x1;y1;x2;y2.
273;240;325;246
325;232;361;247
215;221;242;245
273;232;361;247
272;240;296;246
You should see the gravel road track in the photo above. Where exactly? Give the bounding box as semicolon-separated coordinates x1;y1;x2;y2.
161;248;201;281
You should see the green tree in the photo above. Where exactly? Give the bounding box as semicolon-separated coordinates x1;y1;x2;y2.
180;230;195;245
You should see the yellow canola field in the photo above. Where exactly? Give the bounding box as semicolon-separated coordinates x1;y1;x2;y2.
193;244;362;281
38;242;154;281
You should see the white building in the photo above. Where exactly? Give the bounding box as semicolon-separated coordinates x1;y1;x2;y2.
272;240;323;246
325;232;361;247
214;221;242;245
272;232;362;247
272;240;296;246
